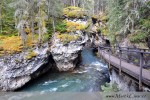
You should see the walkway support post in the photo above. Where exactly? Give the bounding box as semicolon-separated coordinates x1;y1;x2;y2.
119;48;122;75
99;47;102;59
108;48;111;69
139;52;143;91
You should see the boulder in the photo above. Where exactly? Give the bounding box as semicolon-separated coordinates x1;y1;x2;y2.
51;31;89;71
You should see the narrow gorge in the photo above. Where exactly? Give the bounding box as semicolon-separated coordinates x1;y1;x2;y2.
0;0;150;93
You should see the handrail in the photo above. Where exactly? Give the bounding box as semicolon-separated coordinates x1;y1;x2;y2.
115;46;149;51
98;45;150;91
99;46;150;54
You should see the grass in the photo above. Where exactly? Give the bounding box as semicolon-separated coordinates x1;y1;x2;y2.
0;36;22;54
0;34;38;56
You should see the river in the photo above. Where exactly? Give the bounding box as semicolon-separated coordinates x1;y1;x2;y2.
20;49;110;92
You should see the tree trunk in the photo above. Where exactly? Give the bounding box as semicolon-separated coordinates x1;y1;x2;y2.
21;24;27;46
82;0;85;9
73;0;76;6
0;0;2;34
38;6;42;43
31;0;35;41
31;16;35;41
52;16;56;33
38;21;41;43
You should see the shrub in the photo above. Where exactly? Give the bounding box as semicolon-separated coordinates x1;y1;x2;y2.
101;82;119;92
56;22;67;33
92;12;107;23
46;19;67;35
139;18;150;29
129;31;148;43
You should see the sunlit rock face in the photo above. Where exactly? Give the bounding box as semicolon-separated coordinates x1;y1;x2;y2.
0;43;55;91
51;31;89;71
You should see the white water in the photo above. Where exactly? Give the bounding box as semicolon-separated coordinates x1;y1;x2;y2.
20;49;110;92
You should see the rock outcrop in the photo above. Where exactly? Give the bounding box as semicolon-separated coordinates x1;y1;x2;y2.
0;10;91;91
51;31;89;71
0;43;55;91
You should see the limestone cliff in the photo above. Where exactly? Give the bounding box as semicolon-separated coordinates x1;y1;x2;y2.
0;43;55;91
51;31;89;71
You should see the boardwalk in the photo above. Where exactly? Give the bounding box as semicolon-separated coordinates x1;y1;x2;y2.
98;48;150;87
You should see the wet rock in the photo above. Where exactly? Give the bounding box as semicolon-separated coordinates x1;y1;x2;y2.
0;43;54;91
51;31;89;71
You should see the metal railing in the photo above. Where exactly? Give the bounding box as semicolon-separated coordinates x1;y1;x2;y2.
99;45;150;90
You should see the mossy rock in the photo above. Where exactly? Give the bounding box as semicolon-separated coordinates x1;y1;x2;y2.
63;6;87;18
92;13;107;23
101;82;119;92
56;33;79;44
64;21;87;32
25;51;37;60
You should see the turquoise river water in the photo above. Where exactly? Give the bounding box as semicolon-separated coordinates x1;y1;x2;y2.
20;49;110;92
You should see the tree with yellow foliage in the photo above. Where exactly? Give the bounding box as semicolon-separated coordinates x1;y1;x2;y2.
36;0;47;43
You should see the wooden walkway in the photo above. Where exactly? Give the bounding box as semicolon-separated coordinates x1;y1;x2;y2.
98;48;150;89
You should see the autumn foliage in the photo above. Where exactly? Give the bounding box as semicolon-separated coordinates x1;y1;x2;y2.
0;34;38;56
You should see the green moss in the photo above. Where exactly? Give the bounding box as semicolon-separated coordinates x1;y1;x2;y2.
98;25;109;36
134;59;139;63
25;51;37;60
63;6;87;18
43;33;50;42
101;82;119;92
56;33;79;44
64;21;87;32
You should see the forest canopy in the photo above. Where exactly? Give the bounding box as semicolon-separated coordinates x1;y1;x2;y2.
0;0;150;56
